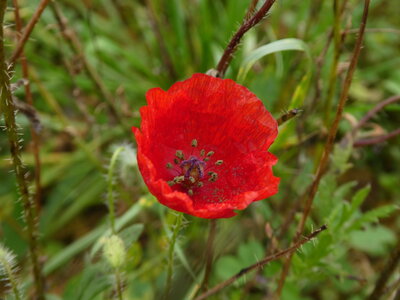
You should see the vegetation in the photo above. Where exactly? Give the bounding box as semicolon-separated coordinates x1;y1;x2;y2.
0;0;399;299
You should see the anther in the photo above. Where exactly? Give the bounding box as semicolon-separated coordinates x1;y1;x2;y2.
206;151;215;157
191;139;198;147
167;181;175;186
208;172;218;182
166;162;173;169
200;149;205;157
173;176;185;184
189;176;196;183
176;150;184;160
188;189;194;196
174;158;180;164
215;160;223;166
197;182;203;187
204;157;210;162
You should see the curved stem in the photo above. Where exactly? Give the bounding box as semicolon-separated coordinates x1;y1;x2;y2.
107;147;125;234
354;128;400;147
164;212;184;299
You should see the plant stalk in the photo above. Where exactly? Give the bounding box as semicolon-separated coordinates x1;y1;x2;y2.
0;1;45;299
164;212;184;299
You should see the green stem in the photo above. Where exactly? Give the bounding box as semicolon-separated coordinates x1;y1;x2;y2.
164;212;184;299
115;269;124;300
199;219;217;292
0;1;45;299
107;147;125;234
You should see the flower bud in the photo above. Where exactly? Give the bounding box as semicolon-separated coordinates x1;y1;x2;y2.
101;235;126;269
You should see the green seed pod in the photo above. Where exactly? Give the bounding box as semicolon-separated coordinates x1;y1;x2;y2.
102;235;126;269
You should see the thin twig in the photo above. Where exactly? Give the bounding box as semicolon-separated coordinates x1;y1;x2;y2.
194;225;327;300
352;95;400;133
216;0;276;77
199;219;217;292
346;27;400;35
8;0;50;69
244;0;260;21
276;0;370;296
240;222;280;298
367;239;400;300
12;0;42;211
354;128;400;147
0;2;45;299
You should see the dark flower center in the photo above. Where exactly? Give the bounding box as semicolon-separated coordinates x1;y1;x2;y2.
180;156;206;180
165;139;222;196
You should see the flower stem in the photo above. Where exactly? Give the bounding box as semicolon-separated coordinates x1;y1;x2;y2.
164;212;184;299
107;147;125;234
115;269;124;300
199;219;217;292
0;1;45;299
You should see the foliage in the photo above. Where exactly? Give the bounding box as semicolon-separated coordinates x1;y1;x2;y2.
0;0;399;299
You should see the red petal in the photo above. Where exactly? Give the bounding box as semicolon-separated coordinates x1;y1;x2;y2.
133;73;279;218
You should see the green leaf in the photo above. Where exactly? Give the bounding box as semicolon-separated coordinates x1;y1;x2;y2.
348;226;396;256
350;185;371;213
63;263;111;300
237;38;311;82
238;240;264;267
215;256;242;281
44;203;142;275
349;204;398;231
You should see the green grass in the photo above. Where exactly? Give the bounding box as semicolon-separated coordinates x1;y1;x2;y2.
1;0;400;299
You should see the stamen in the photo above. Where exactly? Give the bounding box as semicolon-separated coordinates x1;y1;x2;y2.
174;158;180;164
173;175;185;183
200;149;205;157
176;150;184;160
206;151;215;157
167;181;175;186
188;189;194;196
204;157;210;162
189;176;196;183
166;162;173;169
197;182;203;187
191;139;198;147
208;172;218;182
215;160;223;166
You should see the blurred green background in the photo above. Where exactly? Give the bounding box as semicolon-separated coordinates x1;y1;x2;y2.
0;0;399;299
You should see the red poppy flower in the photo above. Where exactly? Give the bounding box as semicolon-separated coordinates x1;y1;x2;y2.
132;73;279;218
